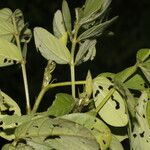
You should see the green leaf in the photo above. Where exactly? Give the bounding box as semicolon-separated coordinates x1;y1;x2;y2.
62;0;72;35
25;136;99;150
147;100;150;128
0;112;46;130
34;27;71;64
61;113;112;150
47;93;75;117
115;66;137;83
0;38;22;67
131;91;150;150
80;0;111;25
14;117;99;150
0;91;21;140
78;17;117;41
85;71;93;98
75;39;96;65
0;8;14;41
0;91;21;116
83;0;103;18
109;136;124;150
53;10;66;39
0;20;14;41
136;48;150;62
93;76;128;127
0;112;47;141
53;10;68;45
121;87;136;118
2;143;33;150
0;8;12;21
124;73;148;90
97;72;115;81
139;66;150;83
14;9;32;43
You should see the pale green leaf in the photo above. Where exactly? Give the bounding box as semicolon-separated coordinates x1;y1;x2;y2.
85;71;93;98
109;136;124;150
53;10;68;45
47;93;75;117
0;8;12;21
61;113;112;150
0;112;47;141
34;27;71;64
97;72;115;82
78;17;117;41
75;39;96;65
15;117;94;139
80;0;111;25
115;66;137;83
147;100;150;129
0;91;21;140
0;112;46;129
146;90;150;129
25;136;99;150
131;91;150;150
93;76;128;127
2;143;33;150
83;0;102;18
0;20;14;41
0;38;22;67
124;74;148;90
14;9;32;43
53;10;66;38
121;87;136;118
0;91;21;116
14;117;99;150
0;8;14;41
62;0;72;35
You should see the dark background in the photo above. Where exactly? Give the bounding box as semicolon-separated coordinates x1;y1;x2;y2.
0;0;150;113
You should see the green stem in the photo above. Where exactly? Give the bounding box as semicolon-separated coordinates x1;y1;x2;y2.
95;88;115;113
21;62;31;114
70;22;79;98
12;16;31;114
31;80;85;113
